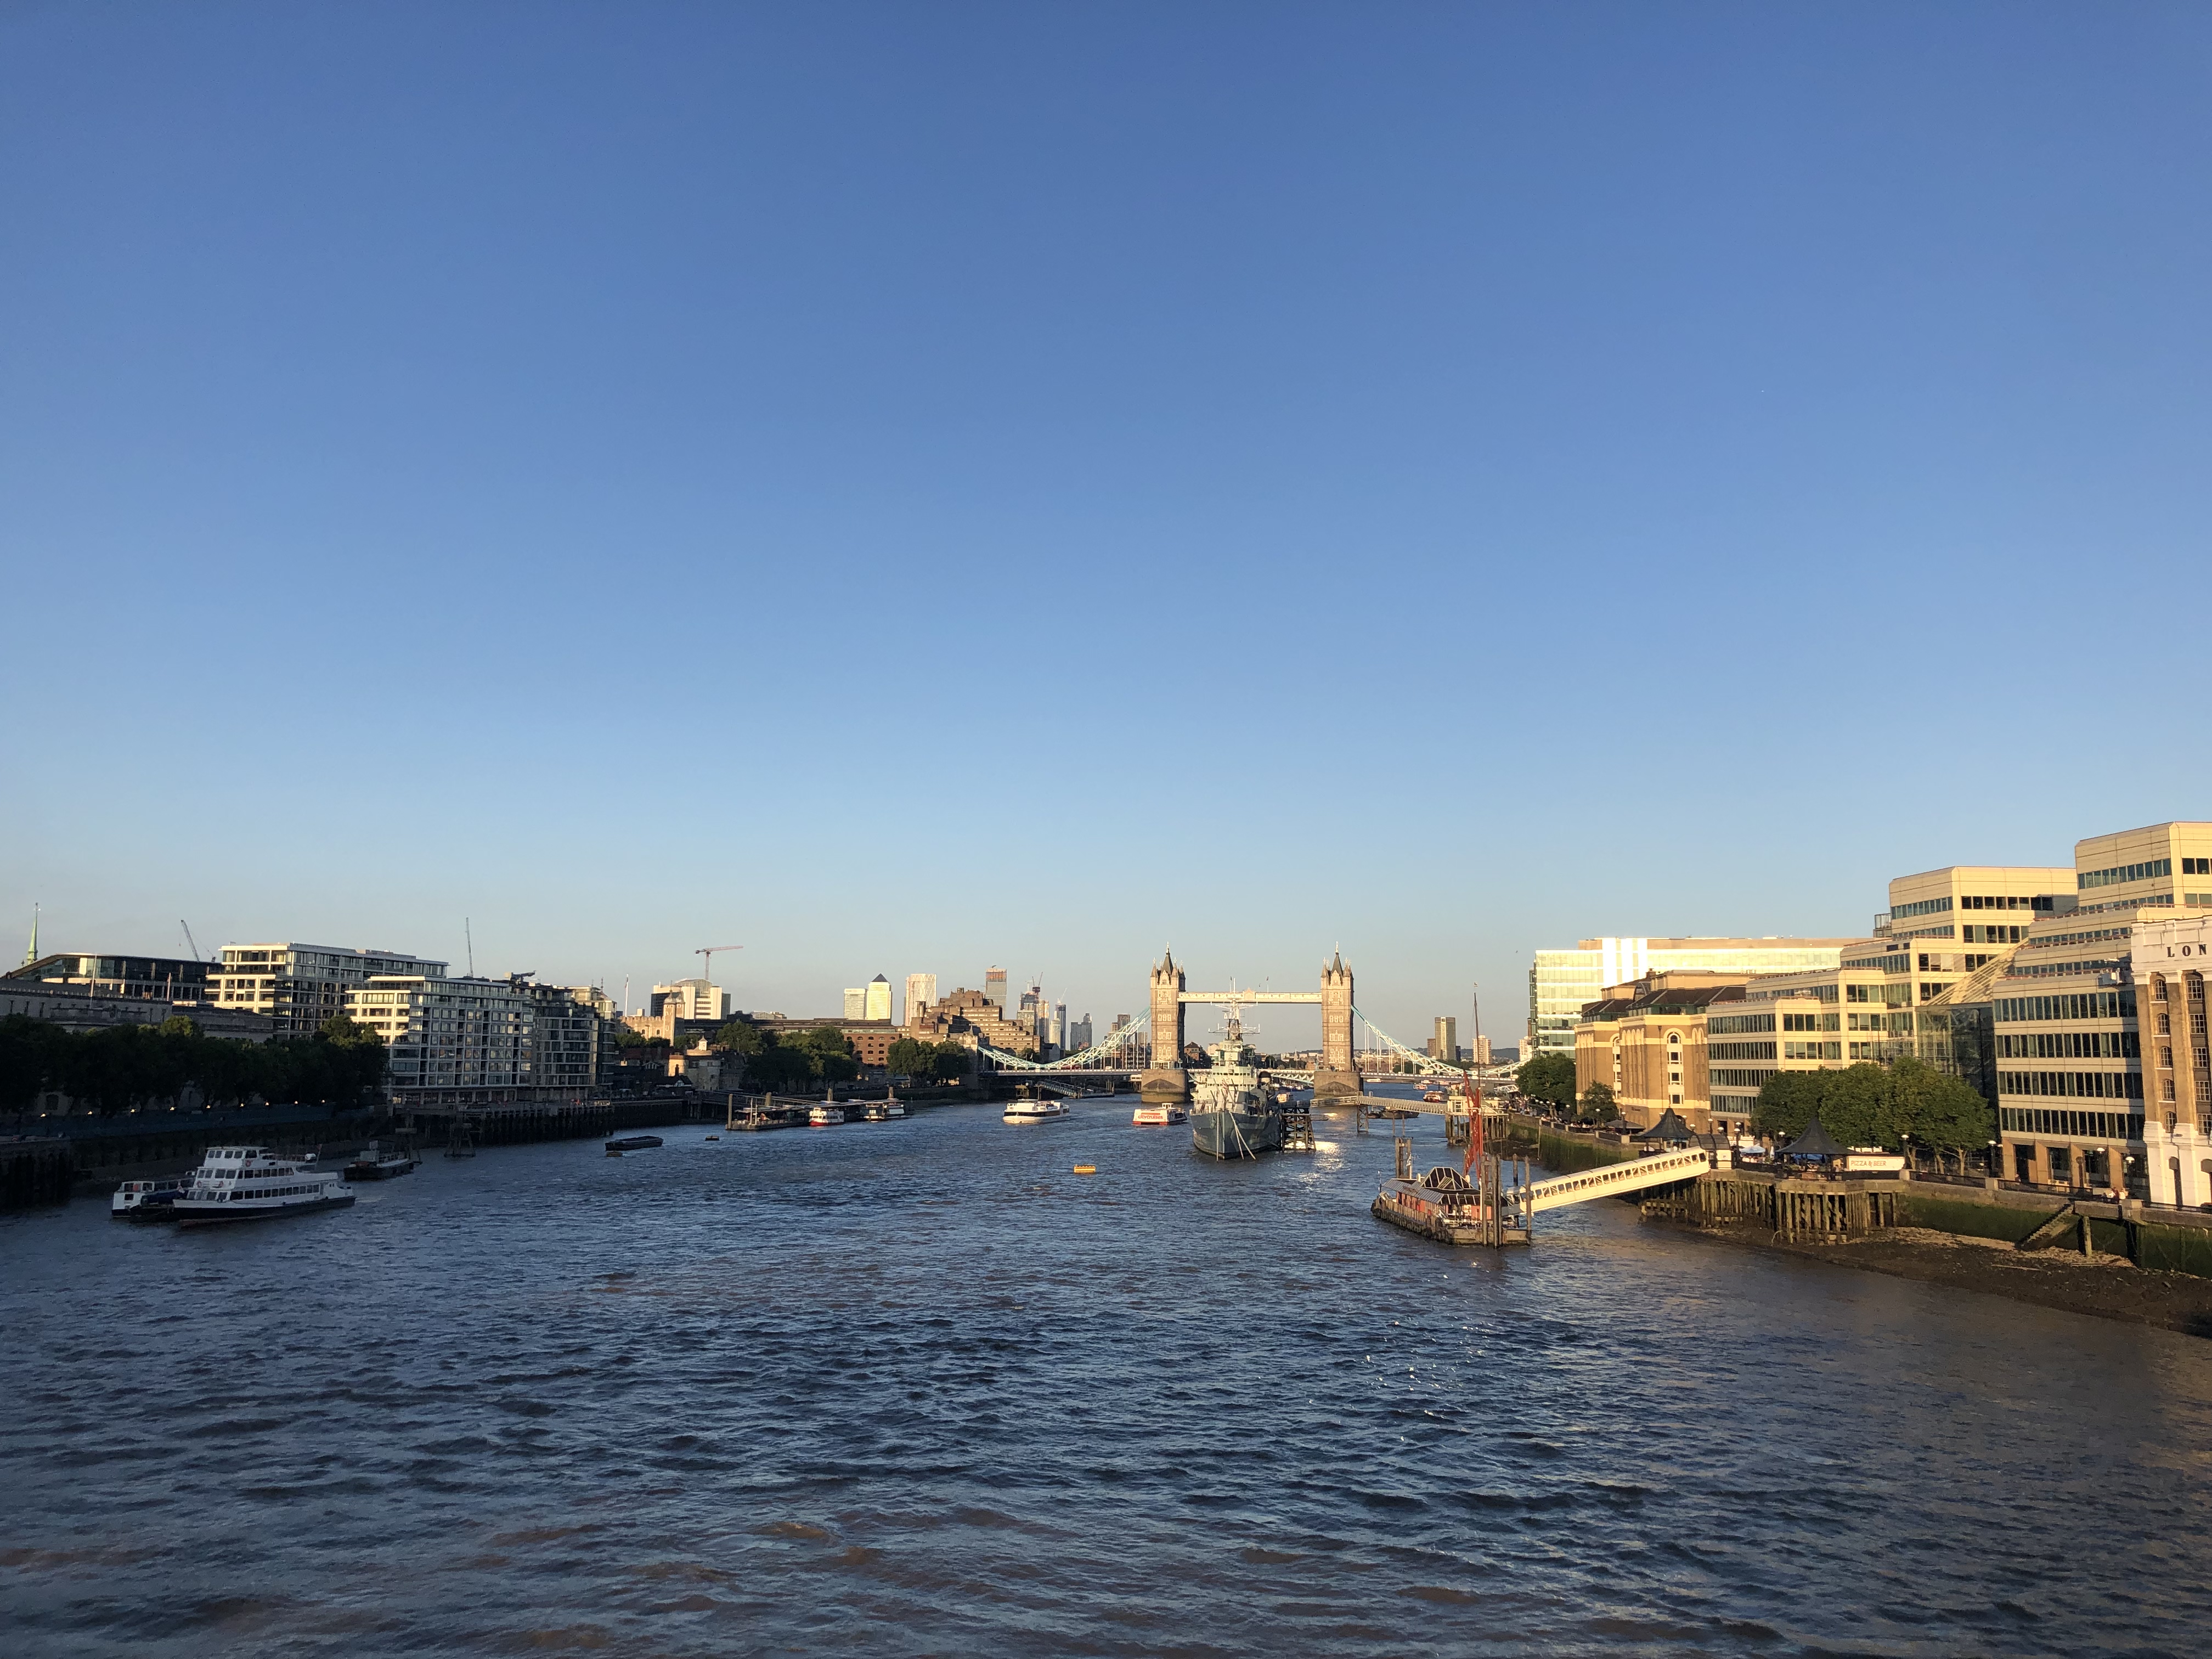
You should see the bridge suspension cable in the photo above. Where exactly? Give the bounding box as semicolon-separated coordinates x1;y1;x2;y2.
977;1011;1153;1071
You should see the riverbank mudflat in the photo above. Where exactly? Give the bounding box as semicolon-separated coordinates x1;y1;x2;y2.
1678;1221;2212;1338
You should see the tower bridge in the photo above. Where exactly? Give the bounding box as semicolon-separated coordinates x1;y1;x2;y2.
975;952;1474;1102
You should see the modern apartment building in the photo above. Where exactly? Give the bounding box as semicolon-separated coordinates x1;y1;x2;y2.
5;951;215;1003
212;944;448;1039
1429;1015;1458;1062
1528;938;1859;1057
346;973;535;1104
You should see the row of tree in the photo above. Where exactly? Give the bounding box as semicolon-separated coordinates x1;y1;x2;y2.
1751;1057;1991;1154
1515;1047;1993;1152
0;1014;390;1117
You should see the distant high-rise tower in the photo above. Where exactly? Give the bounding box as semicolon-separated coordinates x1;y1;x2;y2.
1432;1015;1458;1062
904;972;937;1026
985;967;1007;1013
865;975;891;1022
843;986;866;1019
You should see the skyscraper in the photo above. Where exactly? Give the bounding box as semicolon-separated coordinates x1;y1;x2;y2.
843;987;866;1019
865;975;891;1022
904;972;937;1026
985;967;1007;1013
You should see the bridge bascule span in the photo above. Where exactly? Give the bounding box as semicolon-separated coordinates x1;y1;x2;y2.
973;952;1485;1097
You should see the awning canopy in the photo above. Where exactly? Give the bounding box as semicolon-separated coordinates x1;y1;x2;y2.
1780;1116;1847;1160
1636;1108;1697;1144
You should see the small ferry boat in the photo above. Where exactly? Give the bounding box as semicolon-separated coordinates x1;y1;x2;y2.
1131;1104;1187;1126
1421;1089;1448;1104
169;1147;353;1226
605;1134;664;1153
345;1146;419;1181
1003;1093;1068;1122
111;1176;185;1220
808;1104;846;1127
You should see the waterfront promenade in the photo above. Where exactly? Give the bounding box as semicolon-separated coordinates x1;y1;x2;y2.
5;1097;2211;1656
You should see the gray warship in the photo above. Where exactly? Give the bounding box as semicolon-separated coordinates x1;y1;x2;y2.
1189;1015;1285;1159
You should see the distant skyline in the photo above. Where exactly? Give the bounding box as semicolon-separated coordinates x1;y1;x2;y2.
3;4;2206;1045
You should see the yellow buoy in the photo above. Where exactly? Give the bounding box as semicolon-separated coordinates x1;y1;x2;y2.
1073;1163;1097;1175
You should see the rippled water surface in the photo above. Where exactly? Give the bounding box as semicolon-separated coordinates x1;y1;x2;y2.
7;1099;2212;1657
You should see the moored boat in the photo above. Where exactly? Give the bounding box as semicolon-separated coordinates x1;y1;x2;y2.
1373;1164;1530;1247
1131;1104;1187;1126
605;1134;664;1152
345;1146;419;1181
1189;1020;1283;1159
110;1177;185;1220
169;1147;354;1226
808;1104;846;1127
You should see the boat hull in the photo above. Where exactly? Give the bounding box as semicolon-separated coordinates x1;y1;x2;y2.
173;1193;357;1227
1190;1108;1285;1160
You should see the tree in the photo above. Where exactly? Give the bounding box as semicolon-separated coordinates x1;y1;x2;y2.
929;1043;969;1082
317;1013;380;1048
885;1037;932;1080
1515;1052;1577;1110
712;1018;767;1055
1578;1081;1616;1122
1752;1058;1994;1154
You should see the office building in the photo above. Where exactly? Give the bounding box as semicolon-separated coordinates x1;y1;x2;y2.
905;972;938;1025
212;944;449;1039
652;979;727;1022
1068;1013;1093;1053
1050;1001;1067;1054
1429;1015;1457;1062
1990;823;2212;1198
1530;938;1859;1058
866;975;891;1022
985;967;1008;1013
844;986;866;1019
1575;972;1748;1132
906;986;1042;1058
1474;1035;1493;1065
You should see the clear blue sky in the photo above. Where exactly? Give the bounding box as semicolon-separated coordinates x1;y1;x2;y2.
3;3;2206;1047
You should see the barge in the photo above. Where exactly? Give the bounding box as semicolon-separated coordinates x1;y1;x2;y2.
1373;1165;1530;1247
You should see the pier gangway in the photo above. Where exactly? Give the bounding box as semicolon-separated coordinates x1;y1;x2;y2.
1521;1146;1715;1214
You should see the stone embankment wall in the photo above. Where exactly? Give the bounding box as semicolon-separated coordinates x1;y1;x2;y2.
1508;1112;2212;1281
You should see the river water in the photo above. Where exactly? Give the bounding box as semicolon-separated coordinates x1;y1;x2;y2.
5;1097;2211;1657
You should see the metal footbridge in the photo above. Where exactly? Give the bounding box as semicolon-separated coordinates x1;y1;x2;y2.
1520;1146;1714;1212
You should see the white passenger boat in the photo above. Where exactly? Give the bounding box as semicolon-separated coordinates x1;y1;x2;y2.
1003;1094;1068;1122
809;1104;847;1127
169;1146;354;1226
110;1176;186;1220
861;1097;909;1122
1131;1104;1187;1126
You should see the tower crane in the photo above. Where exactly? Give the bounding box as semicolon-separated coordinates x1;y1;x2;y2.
180;921;207;962
696;944;743;985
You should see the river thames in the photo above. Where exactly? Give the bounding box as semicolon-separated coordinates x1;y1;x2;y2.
5;1098;2211;1657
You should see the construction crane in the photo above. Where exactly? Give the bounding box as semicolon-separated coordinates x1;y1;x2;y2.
696;944;743;986
180;920;207;962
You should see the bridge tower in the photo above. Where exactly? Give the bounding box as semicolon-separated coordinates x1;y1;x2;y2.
1138;951;1188;1102
1316;952;1359;1101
